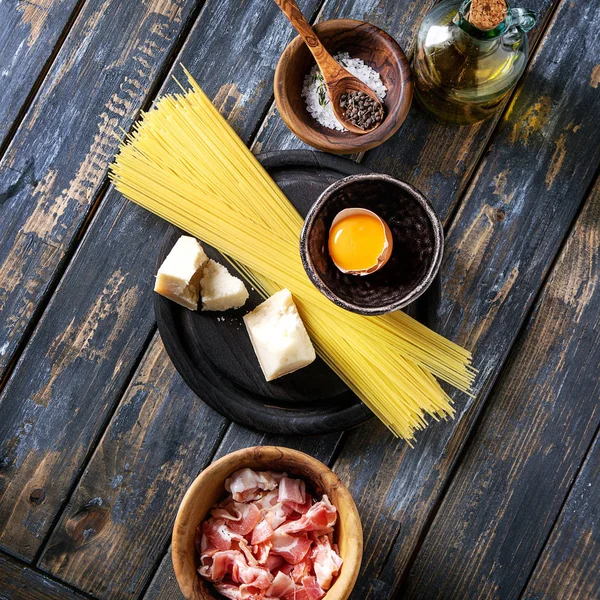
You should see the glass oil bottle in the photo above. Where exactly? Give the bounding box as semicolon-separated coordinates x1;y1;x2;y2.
413;0;536;125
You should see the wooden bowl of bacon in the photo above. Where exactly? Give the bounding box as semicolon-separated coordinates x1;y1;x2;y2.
172;446;363;600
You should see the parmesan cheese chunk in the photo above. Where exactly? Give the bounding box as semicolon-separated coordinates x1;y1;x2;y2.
154;236;208;310
243;289;316;381
200;259;249;311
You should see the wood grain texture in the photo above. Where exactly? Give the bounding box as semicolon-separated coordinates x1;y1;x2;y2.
397;174;600;599
0;0;83;151
256;0;556;225
138;0;570;597
38;333;229;600
523;433;600;600
321;0;600;596
24;0;326;595
0;550;90;600
0;0;325;568
0;0;200;386
0;194;168;561
254;0;440;155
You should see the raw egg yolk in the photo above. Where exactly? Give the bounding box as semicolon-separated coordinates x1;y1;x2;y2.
328;213;386;272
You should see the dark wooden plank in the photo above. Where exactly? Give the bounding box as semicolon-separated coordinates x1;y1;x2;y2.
0;193;164;562
0;0;83;151
140;0;565;597
0;1;575;599
396;176;600;599
0;550;91;600
37;333;229;600
13;0;325;594
320;0;600;597
253;0;439;155
523;434;600;600
0;0;202;386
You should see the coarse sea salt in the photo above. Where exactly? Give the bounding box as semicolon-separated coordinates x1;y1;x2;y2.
301;53;387;132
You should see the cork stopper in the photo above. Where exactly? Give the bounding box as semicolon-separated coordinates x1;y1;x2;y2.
469;0;507;30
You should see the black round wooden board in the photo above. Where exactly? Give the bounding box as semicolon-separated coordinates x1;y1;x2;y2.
154;150;439;435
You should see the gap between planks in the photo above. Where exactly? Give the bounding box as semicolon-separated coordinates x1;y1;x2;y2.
5;0;577;597
0;0;211;403
0;0;88;162
0;548;100;600
392;160;600;600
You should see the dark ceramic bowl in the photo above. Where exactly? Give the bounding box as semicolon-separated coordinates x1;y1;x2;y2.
274;19;412;154
300;173;443;315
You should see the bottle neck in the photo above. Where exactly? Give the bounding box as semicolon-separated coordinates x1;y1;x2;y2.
455;0;510;40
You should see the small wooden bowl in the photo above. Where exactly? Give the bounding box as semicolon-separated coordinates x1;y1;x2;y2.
172;446;363;600
274;19;412;154
300;173;444;315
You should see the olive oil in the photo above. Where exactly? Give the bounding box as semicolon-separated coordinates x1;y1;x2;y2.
413;0;536;125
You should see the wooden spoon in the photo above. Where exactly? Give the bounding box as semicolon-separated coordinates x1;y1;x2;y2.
273;0;383;134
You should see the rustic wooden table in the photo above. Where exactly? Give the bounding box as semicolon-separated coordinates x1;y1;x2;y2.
1;1;599;599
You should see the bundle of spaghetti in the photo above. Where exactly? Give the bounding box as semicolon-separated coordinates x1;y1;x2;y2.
110;69;475;441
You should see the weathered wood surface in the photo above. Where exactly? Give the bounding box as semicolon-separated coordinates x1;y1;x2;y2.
0;0;83;152
523;433;600;600
0;0;215;554
138;0;573;596
331;1;600;596
0;0;598;599
0;0;202;386
255;0;555;225
0;550;91;600
397;175;600;599
38;333;229;600
12;0;325;594
29;0;580;589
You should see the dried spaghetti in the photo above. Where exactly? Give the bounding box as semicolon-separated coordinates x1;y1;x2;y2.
110;68;475;441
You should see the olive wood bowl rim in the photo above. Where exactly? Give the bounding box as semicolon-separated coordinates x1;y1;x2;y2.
172;446;363;600
274;18;413;154
300;173;444;315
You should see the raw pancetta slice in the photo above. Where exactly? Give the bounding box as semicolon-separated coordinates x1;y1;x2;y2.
302;575;326;600
312;535;343;590
198;469;343;599
267;571;296;598
278;476;306;506
270;531;312;564
250;518;273;545
278;495;337;534
225;468;283;502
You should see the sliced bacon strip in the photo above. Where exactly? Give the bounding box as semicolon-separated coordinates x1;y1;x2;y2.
271;531;312;565
267;571;296;598
302;575;326;600
225;468;283;502
252;540;272;565
278;495;337;534
287;492;313;515
228;503;262;536
212;551;241;581
250;518;273;545
279;476;306;506
264;554;284;572
291;555;313;584
203;518;244;551
312;535;343;590
198;470;342;599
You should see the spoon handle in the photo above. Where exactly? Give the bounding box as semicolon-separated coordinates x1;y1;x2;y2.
273;0;344;79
